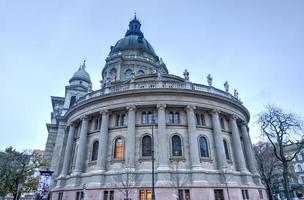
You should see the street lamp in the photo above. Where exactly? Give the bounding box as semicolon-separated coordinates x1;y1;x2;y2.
151;118;156;200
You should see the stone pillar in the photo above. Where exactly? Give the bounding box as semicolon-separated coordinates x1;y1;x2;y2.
125;105;136;168
211;109;227;170
229;115;247;173
74;115;89;174
157;104;169;169
241;122;258;175
97;110;109;171
186;106;201;169
60;123;75;177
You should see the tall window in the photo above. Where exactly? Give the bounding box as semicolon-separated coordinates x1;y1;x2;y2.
199;136;209;158
214;189;224;200
91;141;99;161
242;189;249;200
104;191;114;200
220;118;225;129
110;68;117;81
124;69;132;80
141;111;154;124
141;112;147;124
142;135;152;157
169;112;174;123
69;96;76;107
200;114;206;125
223;140;230;160
114;137;124;159
259;190;263;199
139;190;151;200
172;135;182;156
116;114;125;126
178;189;190;200
196;114;200;125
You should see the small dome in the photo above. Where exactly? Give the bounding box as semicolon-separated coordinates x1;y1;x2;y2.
69;61;91;84
111;35;156;56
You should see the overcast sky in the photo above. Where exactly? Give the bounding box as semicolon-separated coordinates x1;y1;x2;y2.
0;0;303;151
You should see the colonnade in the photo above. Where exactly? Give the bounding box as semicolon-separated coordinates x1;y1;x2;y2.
59;105;258;179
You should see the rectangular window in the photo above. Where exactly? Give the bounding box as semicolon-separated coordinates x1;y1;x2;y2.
75;192;83;200
177;189;190;200
139;189;151;200
220;118;225;129
214;189;224;200
104;190;114;200
58;192;63;200
242;189;249;200
259;190;263;199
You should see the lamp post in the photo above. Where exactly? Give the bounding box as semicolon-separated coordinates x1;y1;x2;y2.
151;118;156;200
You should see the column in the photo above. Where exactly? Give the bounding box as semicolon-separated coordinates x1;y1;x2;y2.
186;105;201;169
125;105;136;168
241;122;258;175
229;115;247;172
157;104;169;169
97;110;109;171
60;122;75;177
74;115;89;173
211;109;227;170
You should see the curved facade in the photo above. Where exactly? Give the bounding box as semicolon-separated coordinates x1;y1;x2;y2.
44;16;267;200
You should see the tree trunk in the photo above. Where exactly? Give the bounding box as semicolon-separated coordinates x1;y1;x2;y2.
265;180;273;200
283;162;291;200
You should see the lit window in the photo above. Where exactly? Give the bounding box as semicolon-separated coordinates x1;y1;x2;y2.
91;141;99;161
114;138;124;159
172;135;182;156
199;136;209;158
142;135;152;157
223;140;230;160
139;190;151;200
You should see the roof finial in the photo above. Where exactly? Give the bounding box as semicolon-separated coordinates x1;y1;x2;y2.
134;10;137;19
82;59;86;70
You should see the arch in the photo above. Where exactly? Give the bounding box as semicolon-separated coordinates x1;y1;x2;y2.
142;135;152;157
199;136;209;158
124;69;133;80
137;70;145;76
91;140;99;161
223;139;230;160
113;137;124;159
171;135;182;157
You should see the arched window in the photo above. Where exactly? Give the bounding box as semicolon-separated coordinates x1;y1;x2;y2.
223;140;230;160
172;135;182;156
114;137;124;159
69;96;76;107
142;135;152;157
91;141;99;161
169;112;174;123
196;114;200;125
141;112;147;124
137;70;145;76
199;136;209;158
125;69;132;80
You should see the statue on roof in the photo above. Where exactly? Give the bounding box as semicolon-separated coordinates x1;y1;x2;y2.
183;69;189;81
234;89;239;99
207;74;213;87
224;81;229;93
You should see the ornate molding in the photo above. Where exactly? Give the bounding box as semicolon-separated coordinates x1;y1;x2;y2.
80;115;88;121
100;109;109;115
157;104;166;110
185;105;196;111
126;105;136;111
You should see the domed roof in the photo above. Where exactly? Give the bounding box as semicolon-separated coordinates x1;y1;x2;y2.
69;61;91;84
110;16;156;56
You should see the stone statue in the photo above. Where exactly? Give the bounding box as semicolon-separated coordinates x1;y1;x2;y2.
207;74;213;86
157;69;162;79
224;81;229;93
183;69;189;81
234;89;239;99
131;72;135;82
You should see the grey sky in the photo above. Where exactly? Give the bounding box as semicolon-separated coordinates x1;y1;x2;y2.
1;0;303;151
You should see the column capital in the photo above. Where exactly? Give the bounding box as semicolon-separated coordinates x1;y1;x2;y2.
210;109;221;115
80;115;88;121
240;121;248;127
126;105;136;111
157;104;166;110
68;122;75;127
229;114;238;121
185;105;196;111
100;109;109;115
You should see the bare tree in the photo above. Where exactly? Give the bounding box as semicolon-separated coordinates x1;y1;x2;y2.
254;143;280;200
257;105;304;200
112;168;140;200
219;166;234;200
170;161;190;200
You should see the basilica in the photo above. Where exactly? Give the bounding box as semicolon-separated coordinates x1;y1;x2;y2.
44;16;267;200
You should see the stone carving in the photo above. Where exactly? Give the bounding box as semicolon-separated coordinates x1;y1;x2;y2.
131;72;135;82
234;89;239;99
224;81;229;93
207;74;213;86
183;69;189;81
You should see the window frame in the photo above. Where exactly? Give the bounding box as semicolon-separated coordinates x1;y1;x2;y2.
113;136;124;160
141;134;152;158
198;136;210;159
90;140;99;162
170;134;184;158
223;139;231;160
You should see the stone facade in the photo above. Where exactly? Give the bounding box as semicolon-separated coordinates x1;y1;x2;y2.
45;16;267;200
